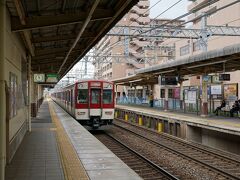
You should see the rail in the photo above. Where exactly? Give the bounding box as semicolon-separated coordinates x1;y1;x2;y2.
92;131;178;180
113;120;240;179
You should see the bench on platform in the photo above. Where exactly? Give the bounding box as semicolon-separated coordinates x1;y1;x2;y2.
219;105;240;117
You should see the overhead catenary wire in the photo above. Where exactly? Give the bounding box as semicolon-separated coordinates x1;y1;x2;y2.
105;0;229;50
138;0;240;35
94;0;164;56
99;0;240;60
95;0;187;59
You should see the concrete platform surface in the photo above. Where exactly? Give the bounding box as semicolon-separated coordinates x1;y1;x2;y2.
5;102;64;180
116;105;240;136
52;101;142;180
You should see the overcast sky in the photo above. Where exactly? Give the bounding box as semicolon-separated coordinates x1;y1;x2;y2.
150;0;191;19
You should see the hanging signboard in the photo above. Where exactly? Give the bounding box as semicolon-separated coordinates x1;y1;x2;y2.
202;75;211;83
219;74;230;81
46;74;58;83
34;74;45;83
212;75;220;83
161;76;178;85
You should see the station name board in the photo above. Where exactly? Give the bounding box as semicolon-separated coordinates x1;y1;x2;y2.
33;73;58;83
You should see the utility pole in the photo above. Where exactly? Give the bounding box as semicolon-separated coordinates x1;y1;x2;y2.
84;56;88;77
200;12;208;52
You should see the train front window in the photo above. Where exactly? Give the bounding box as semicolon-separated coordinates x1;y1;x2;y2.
78;89;88;104
103;90;112;104
91;89;100;104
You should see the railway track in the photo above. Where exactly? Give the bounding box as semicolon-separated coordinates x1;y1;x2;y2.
92;131;179;180
111;119;240;179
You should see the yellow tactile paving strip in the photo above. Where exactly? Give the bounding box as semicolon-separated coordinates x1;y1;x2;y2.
48;100;89;180
116;105;240;130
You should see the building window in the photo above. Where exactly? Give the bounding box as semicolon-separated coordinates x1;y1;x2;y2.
9;72;18;118
193;41;201;52
160;89;165;98
168;89;173;98
180;45;190;56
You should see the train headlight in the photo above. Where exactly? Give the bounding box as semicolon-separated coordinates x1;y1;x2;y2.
105;111;113;115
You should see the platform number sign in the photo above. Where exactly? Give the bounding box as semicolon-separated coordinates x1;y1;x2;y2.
34;74;45;83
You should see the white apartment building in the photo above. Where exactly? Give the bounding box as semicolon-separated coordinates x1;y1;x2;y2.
93;0;184;97
93;0;150;81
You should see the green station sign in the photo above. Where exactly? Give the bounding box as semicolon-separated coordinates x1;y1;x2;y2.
46;74;58;83
33;73;58;83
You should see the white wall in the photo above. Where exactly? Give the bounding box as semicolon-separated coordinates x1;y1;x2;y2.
4;10;28;154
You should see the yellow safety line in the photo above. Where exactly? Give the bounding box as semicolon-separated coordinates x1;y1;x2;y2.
48;100;89;180
116;105;240;129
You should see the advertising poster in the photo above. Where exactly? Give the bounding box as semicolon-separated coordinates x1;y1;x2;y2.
185;90;197;104
211;85;222;95
224;84;238;100
173;88;180;99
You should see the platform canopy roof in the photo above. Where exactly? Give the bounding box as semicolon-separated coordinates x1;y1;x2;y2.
113;43;240;86
7;0;138;78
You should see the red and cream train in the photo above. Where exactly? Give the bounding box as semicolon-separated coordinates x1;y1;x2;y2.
51;80;114;128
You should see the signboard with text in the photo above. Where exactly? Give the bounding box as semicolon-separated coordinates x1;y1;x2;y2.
211;85;222;95
34;74;45;83
219;74;230;81
33;73;58;84
46;74;58;83
184;90;197;104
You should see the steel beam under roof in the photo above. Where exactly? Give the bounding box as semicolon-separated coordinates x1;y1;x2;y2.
113;43;240;86
7;0;139;79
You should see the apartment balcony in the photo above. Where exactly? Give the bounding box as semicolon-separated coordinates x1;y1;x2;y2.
188;0;219;12
130;44;142;52
130;21;140;26
130;6;150;16
137;0;150;8
137;16;150;24
130;39;149;47
129;13;139;21
129;48;143;59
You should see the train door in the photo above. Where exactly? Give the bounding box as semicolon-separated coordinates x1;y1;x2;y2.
70;89;73;114
102;82;114;122
75;82;89;120
89;81;102;128
90;89;101;112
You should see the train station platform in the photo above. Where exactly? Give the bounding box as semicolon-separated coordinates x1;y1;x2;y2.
5;100;141;180
116;104;240;134
115;104;240;155
5;101;65;180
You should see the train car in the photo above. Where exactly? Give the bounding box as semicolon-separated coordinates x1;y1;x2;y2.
52;79;114;129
